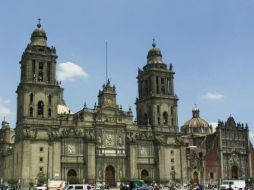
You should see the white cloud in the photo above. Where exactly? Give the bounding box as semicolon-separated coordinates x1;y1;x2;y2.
249;131;254;139
57;62;88;81
201;92;225;100
0;97;13;118
209;122;218;133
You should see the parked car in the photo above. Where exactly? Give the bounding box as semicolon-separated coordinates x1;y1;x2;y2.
35;184;47;190
63;184;92;190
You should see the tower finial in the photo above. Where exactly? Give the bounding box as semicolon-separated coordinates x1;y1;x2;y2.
37;18;41;28
152;38;156;48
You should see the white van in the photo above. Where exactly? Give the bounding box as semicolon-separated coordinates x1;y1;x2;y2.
63;184;92;190
220;180;245;190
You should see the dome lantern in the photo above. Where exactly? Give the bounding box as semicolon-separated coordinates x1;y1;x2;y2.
192;104;200;118
30;18;47;47
146;39;163;64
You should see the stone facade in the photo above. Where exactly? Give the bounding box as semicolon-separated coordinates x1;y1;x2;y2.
0;23;252;187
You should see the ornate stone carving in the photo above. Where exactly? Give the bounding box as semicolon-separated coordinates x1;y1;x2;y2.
62;127;82;138
84;129;95;141
126;132;137;143
105;134;115;146
22;128;38;139
48;129;59;141
155;134;165;145
65;144;76;154
140;146;148;156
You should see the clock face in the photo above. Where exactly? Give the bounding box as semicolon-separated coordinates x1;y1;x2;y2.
105;98;113;105
65;144;75;154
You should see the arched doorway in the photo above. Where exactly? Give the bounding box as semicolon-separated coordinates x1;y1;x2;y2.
193;171;199;184
105;165;115;187
141;169;149;179
231;166;238;179
67;169;77;182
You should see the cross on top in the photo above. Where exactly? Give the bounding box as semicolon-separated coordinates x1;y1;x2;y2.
37;18;42;28
152;38;156;48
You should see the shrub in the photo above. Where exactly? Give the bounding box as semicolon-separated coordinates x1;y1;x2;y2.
68;176;81;184
144;176;153;185
160;178;169;185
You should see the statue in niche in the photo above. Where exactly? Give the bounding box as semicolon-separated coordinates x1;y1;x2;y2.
118;136;122;145
98;135;102;144
98;169;102;179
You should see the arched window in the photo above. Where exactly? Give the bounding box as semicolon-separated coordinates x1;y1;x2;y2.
48;108;51;117
29;107;33;117
158;117;160;125
47;62;51;82
67;169;77;182
48;95;52;105
163;112;168;125
156;76;159;94
210;172;214;179
167;78;170;95
38;71;43;82
157;105;160;113
144;113;148;125
105;165;115;187
171;107;174;115
38;101;44;117
171;118;174;126
141;169;149;179
30;93;33;104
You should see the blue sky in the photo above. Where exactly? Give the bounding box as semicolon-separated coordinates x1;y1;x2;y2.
0;1;254;141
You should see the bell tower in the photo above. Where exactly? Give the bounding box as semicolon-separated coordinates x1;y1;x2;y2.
16;20;61;123
136;40;178;132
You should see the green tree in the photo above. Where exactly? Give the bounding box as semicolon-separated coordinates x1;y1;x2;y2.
68;176;81;184
8;177;18;187
38;176;47;185
144;176;153;185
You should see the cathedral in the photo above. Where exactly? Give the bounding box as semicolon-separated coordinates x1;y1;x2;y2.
0;22;252;188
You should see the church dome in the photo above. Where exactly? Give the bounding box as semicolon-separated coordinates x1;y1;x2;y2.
30;21;47;46
181;106;212;135
147;39;163;64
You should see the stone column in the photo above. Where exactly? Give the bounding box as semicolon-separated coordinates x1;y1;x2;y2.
129;144;137;179
22;140;31;187
51;141;61;180
86;142;96;183
158;145;165;180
